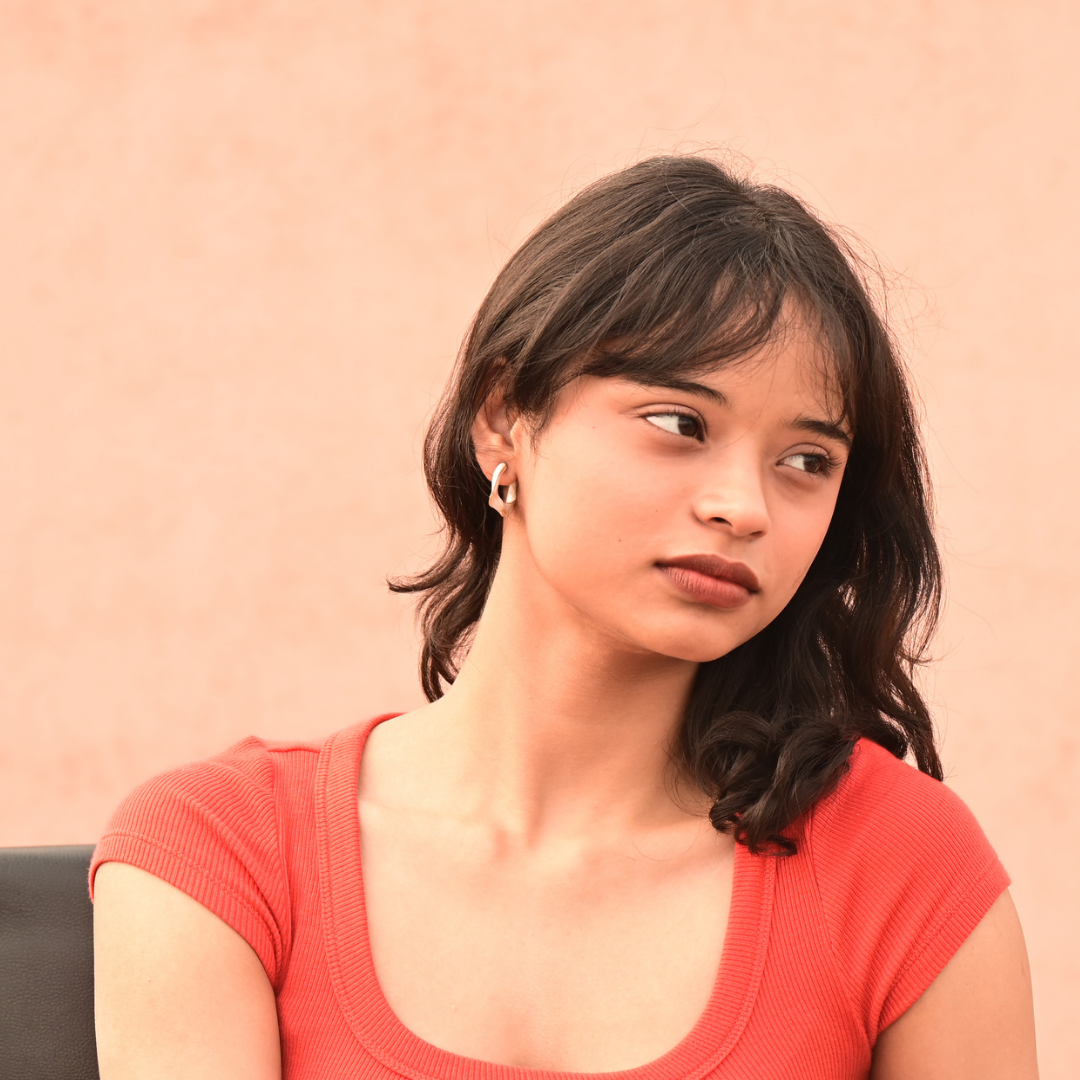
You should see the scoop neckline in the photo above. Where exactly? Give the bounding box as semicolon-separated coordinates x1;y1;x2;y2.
315;715;775;1080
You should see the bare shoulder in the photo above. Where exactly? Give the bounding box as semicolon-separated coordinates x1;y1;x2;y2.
870;890;1038;1080
94;862;282;1080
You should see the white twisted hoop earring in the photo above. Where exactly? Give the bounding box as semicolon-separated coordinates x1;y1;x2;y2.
488;461;518;517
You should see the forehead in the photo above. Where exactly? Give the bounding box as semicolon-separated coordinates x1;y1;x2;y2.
701;320;845;415
617;295;845;409
551;338;849;444
531;296;853;435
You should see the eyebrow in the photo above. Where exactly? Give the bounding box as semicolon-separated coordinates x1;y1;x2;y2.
792;417;853;449
627;375;729;406
627;376;853;448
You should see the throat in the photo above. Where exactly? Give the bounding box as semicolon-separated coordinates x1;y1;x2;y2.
359;746;737;1072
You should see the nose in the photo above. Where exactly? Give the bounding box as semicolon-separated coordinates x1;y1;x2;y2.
692;457;770;538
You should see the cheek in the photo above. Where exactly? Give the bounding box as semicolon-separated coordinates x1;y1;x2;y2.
516;437;669;593
769;497;839;601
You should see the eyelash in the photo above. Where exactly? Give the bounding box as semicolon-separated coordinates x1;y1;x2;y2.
642;409;841;477
781;452;840;477
643;408;704;441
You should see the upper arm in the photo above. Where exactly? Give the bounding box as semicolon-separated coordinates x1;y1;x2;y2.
94;861;282;1080
870;890;1038;1080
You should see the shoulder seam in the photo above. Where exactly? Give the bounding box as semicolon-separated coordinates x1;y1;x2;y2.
265;746;295;990
95;831;283;975
805;799;870;1047
886;853;1004;993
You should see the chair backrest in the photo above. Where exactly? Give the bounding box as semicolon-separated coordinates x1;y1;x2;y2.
0;845;99;1080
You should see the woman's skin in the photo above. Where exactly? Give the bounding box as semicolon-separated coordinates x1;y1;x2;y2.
94;322;1039;1078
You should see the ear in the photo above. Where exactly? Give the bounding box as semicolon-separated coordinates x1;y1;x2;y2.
471;382;520;485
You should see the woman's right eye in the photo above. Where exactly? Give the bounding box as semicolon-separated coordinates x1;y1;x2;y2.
645;411;703;440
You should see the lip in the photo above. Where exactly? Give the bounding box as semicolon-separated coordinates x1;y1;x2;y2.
656;553;760;609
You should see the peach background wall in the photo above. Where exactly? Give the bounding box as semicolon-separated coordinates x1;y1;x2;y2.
1;1;1076;1073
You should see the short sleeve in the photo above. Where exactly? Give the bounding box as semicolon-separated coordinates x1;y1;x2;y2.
90;737;293;987
808;739;1010;1041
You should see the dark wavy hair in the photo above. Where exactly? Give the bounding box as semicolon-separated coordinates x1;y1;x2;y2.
391;155;943;854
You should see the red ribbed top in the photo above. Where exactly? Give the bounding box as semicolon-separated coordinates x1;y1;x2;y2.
91;717;1008;1080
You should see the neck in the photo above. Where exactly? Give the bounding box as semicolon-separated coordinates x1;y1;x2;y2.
389;542;704;842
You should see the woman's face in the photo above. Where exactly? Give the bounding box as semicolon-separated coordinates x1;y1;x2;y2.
490;326;852;664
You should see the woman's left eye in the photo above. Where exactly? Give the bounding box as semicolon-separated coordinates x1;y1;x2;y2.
644;412;703;440
782;452;834;475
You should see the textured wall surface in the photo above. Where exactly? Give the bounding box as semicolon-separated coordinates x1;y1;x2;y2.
0;1;1076;1073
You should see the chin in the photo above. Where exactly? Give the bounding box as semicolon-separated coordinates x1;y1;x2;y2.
670;642;744;664
628;603;764;663
632;626;753;665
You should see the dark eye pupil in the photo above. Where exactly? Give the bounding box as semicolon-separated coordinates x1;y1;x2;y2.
677;415;698;437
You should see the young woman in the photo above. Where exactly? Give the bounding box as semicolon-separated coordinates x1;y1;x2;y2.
92;156;1038;1079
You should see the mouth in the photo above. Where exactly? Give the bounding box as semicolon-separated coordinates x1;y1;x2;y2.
656;553;760;610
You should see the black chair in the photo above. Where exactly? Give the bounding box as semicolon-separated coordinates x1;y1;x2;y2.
0;845;99;1080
